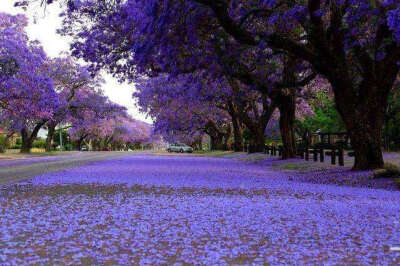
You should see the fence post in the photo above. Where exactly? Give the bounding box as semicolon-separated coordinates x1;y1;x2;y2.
338;146;344;166
320;148;324;162
300;147;304;159
305;144;309;161
331;148;336;165
278;146;282;157
313;149;318;161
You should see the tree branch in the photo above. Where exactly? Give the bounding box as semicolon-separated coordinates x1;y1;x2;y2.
275;72;317;89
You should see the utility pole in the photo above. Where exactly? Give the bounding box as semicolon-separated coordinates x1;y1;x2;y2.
59;126;63;151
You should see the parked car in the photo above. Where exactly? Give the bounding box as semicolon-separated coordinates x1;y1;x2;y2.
81;145;88;151
167;143;193;153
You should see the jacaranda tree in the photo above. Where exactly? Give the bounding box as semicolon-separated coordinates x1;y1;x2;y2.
55;0;318;157
20;0;400;169
0;12;59;153
135;73;233;150
189;0;400;170
43;56;103;151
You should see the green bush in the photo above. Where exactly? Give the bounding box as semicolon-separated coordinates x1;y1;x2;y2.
64;143;73;151
32;138;46;148
11;144;21;149
0;135;5;153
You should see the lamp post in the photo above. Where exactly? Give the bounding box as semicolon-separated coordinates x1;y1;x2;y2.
58;126;63;151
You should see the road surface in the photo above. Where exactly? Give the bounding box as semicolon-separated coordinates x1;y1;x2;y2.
0;152;130;185
1;154;400;264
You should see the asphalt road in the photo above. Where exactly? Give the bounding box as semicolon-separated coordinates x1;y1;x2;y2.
0;152;131;186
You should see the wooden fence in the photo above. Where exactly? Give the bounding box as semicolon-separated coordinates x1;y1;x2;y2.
263;144;346;166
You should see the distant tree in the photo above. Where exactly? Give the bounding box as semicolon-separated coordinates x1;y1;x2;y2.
0;13;58;153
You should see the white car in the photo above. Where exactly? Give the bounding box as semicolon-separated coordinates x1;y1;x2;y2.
167;143;193;153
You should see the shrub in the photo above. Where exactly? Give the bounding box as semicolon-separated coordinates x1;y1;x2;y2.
0;135;5;153
11;144;21;149
32;139;46;149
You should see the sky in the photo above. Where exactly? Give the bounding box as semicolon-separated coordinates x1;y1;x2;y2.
1;1;152;124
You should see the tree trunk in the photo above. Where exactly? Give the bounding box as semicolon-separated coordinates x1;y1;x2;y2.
276;56;298;159
236;105;273;153
45;124;56;152
20;122;47;153
231;116;243;152
227;102;243;151
338;105;385;170
278;94;297;159
196;138;203;150
249;128;265;153
76;134;88;150
205;120;227;151
222;125;231;150
20;129;33;153
334;83;387;170
77;139;82;150
210;134;224;150
351;133;384;170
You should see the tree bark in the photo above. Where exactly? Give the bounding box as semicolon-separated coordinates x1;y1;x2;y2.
210;134;224;150
205;120;229;151
231;116;243;151
20;129;33;153
228;102;243;152
222;125;231;150
20;121;47;153
275;56;298;159
234;95;274;153
279;107;297;159
335;91;386;170
76;134;88;150
278;93;297;159
250;128;266;153
45;123;57;152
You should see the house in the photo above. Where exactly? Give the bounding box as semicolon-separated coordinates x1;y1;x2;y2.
0;128;19;147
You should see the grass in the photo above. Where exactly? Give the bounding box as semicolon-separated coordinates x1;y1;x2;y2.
29;151;72;156
373;162;400;178
237;154;268;162
193;150;239;157
279;162;313;171
0;150;78;160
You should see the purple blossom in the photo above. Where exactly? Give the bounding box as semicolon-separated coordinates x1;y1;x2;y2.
1;154;400;264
